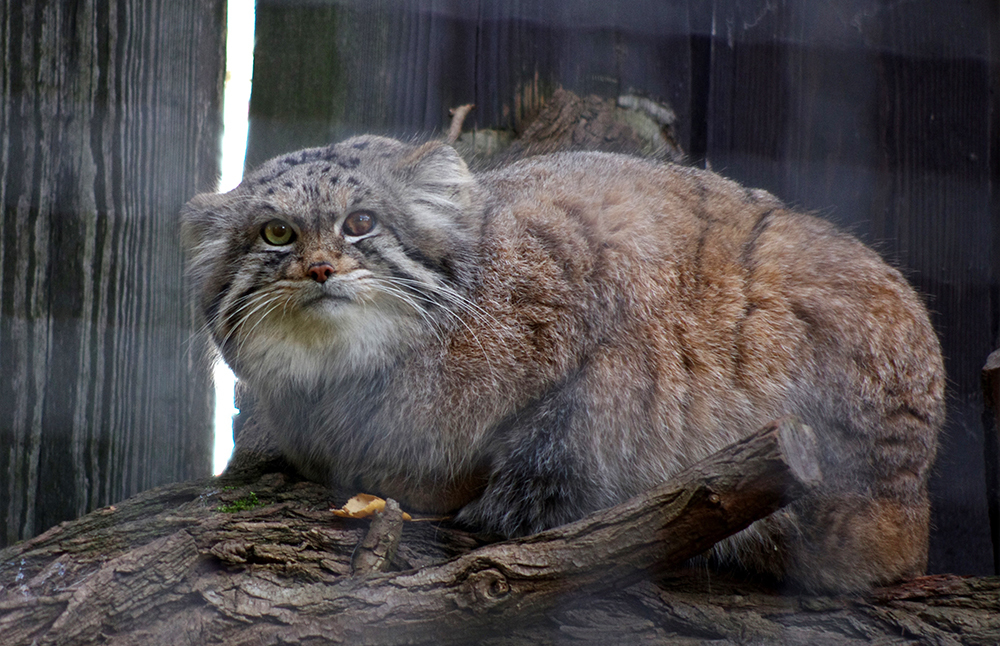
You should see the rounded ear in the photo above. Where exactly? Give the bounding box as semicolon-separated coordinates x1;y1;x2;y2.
397;141;475;212
179;192;228;251
389;141;481;265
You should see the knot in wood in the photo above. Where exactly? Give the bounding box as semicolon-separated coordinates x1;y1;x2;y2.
465;567;511;605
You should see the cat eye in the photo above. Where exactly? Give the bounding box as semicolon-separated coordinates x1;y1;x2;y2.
261;219;296;245
343;211;376;237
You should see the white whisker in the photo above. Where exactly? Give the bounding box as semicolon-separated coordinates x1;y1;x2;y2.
221;290;287;360
367;279;446;346
368;275;500;375
384;275;507;341
233;294;290;360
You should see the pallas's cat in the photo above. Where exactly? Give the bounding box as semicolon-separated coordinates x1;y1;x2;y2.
182;136;944;591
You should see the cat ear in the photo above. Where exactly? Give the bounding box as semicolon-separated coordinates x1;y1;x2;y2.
397;141;475;214
179;192;228;251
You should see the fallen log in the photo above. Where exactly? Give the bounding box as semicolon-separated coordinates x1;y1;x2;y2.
1;418;997;645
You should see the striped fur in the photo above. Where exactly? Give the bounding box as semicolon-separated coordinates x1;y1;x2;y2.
182;136;944;591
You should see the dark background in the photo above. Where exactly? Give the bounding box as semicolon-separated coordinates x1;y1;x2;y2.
246;0;999;576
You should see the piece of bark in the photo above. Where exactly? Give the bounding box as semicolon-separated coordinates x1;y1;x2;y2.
452;88;685;168
506;89;684;161
446;104;475;144
351;498;405;575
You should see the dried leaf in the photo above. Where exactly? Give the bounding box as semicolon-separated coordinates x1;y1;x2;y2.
331;494;412;520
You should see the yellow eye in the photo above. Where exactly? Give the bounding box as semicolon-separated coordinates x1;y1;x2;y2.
261;219;295;245
343;211;376;237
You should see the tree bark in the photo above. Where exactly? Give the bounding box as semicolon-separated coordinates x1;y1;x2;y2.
2;418;998;645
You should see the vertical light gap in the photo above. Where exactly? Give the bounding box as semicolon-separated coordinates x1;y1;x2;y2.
213;0;255;475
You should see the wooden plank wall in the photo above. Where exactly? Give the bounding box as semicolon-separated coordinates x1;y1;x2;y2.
246;0;999;575
0;0;225;546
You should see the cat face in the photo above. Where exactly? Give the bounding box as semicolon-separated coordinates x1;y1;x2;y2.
181;136;482;385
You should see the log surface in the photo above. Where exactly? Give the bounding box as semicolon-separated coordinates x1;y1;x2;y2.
2;419;998;645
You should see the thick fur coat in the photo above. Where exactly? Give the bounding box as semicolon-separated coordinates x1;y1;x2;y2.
182;136;944;591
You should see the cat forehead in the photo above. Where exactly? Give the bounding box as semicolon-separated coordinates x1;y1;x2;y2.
238;139;409;201
243;156;362;191
246;138;405;182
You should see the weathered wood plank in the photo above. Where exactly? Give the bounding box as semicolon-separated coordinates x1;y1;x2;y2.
0;0;225;547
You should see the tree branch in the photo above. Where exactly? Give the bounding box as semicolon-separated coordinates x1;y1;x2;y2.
2;418;997;645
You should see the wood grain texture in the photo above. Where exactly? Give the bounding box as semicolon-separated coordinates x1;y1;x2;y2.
0;0;225;546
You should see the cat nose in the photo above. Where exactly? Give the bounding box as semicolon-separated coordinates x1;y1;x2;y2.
308;262;335;283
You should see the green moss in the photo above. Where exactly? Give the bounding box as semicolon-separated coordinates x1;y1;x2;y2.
218;491;263;513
